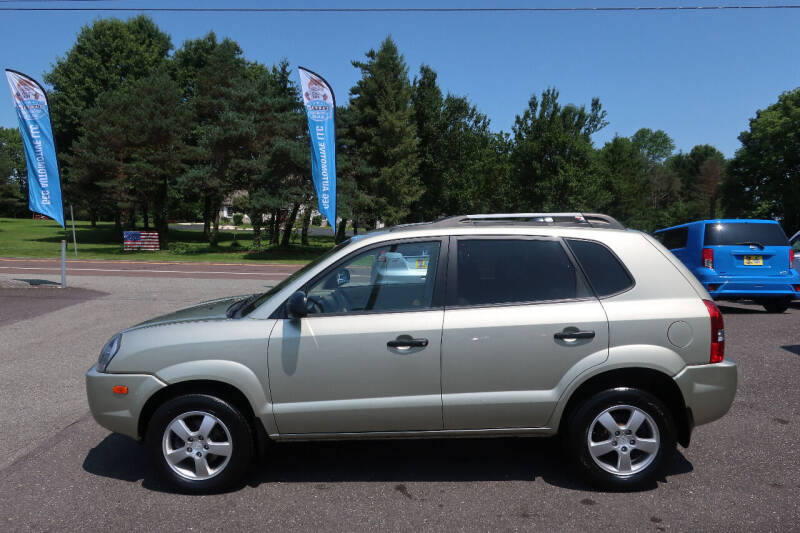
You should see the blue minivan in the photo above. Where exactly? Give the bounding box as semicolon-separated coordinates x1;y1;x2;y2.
654;219;800;313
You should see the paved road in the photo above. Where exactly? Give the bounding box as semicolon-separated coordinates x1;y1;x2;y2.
0;257;301;279
0;272;798;531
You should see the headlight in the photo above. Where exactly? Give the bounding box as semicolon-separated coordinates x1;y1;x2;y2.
97;334;122;373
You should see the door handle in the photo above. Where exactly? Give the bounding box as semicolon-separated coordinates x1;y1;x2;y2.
554;329;595;340
387;335;429;348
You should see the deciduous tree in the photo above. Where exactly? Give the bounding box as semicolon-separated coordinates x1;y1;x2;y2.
44;15;171;156
511;88;610;212
723;88;800;231
0;127;27;217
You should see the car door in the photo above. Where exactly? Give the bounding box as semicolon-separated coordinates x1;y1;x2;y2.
267;237;447;435
441;236;610;430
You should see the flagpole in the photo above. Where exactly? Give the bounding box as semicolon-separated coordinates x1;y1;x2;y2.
70;204;77;256
60;240;66;288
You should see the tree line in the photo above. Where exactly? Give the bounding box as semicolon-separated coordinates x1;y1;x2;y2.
1;15;798;248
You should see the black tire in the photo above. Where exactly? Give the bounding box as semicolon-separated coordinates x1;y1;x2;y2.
146;394;254;493
761;297;791;313
567;388;676;491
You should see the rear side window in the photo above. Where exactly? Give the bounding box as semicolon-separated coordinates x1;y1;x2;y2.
655;227;688;250
566;239;634;297
454;239;588;306
704;223;788;247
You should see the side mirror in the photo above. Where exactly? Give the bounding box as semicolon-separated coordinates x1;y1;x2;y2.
287;291;308;319
336;268;351;286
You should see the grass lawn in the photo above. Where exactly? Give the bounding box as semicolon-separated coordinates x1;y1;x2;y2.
0;217;335;263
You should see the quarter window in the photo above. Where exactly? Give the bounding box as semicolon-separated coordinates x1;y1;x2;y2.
566;239;634;297
656;227;689;250
453;239;587;306
306;241;441;314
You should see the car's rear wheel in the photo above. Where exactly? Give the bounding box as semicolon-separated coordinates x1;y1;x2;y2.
761;297;791;313
568;388;676;491
146;394;254;493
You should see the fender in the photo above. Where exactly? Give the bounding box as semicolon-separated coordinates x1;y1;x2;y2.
155;359;277;434
546;343;687;431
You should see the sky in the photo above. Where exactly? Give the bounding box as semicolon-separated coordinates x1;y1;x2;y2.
0;1;799;158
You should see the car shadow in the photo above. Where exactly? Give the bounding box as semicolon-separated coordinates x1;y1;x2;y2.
781;345;800;357
83;433;693;494
0;286;108;327
82;433;175;492
13;278;62;286
717;304;766;314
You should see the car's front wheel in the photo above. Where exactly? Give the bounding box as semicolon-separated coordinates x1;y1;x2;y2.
568;388;676;491
146;394;254;493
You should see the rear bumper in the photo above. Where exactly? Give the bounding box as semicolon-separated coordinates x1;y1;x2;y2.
86;365;167;439
697;272;800;299
673;359;737;427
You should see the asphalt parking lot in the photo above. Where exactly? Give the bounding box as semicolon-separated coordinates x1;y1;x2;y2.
0;269;798;532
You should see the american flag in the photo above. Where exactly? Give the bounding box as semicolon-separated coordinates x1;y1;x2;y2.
123;231;160;251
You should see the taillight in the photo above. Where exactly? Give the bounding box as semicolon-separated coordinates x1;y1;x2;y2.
703;299;725;364
702;248;714;270
791;249;795;268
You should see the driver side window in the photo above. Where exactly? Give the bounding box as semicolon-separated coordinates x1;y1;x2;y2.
306;241;441;315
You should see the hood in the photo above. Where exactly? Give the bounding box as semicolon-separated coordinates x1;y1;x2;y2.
125;295;252;331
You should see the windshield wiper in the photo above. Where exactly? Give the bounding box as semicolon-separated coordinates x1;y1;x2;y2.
225;299;244;319
226;294;259;318
735;241;765;249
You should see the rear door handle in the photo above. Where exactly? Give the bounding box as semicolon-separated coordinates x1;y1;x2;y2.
387;335;429;348
554;329;595;340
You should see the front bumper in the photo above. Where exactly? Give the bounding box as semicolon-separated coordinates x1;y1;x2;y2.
673;359;737;427
85;365;167;439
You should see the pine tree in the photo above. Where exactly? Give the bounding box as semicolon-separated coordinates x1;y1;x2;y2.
67;71;190;243
244;60;310;248
173;34;253;244
410;65;444;221
348;36;421;226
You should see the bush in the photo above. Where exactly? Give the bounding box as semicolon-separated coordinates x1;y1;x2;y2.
229;240;242;249
233;213;244;226
312;215;322;226
220;217;232;225
169;242;192;255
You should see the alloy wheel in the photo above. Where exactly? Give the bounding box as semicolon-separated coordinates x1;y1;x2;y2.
161;410;233;481
587;404;660;476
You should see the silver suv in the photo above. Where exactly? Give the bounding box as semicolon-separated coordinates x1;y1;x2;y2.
86;213;737;492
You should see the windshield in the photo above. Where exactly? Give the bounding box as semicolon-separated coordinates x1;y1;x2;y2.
703;222;789;247
241;239;354;316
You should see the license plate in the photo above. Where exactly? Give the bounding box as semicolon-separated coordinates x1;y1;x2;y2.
743;255;763;266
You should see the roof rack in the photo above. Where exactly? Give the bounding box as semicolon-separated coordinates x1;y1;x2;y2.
425;212;625;230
